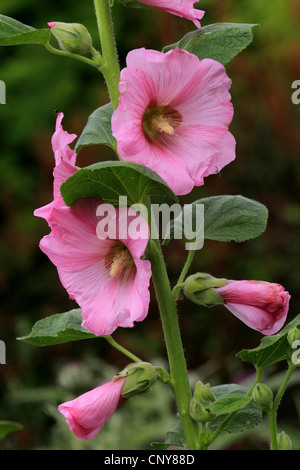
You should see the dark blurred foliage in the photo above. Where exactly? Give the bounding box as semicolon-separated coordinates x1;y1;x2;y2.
0;0;299;450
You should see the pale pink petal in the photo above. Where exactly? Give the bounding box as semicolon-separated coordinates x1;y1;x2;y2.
39;200;152;336
58;378;126;440
139;0;205;28
112;48;235;196
51;112;77;166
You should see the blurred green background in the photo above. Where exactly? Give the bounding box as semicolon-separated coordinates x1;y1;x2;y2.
0;0;300;450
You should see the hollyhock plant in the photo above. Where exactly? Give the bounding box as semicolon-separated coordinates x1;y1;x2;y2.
34;112;77;226
38;199;152;336
58;376;126;440
214;280;290;335
112;47;236;195
136;0;205;28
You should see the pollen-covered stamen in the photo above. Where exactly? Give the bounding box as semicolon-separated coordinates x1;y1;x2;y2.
151;114;175;135
109;246;133;277
142;105;182;144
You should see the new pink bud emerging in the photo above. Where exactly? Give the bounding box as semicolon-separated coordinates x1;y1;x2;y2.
58;377;126;440
215;280;290;335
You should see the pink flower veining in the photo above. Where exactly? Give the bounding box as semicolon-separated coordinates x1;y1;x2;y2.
112;48;236;196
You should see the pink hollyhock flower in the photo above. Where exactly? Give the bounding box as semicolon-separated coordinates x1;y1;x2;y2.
34;112;77;225
112;48;236;196
138;1;205;28
215;280;290;335
39;200;152;336
58;377;126;440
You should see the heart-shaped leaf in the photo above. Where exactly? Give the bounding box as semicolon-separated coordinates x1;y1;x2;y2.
17;309;96;347
61;161;177;207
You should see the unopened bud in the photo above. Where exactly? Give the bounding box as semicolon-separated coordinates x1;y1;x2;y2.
190;398;214;423
115;362;157;399
277;431;292;450
287;327;300;348
183;273;228;308
194;380;215;405
252;383;273;412
48;22;93;55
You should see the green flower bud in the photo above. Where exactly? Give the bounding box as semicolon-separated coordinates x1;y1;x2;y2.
252;383;273;412
49;22;93;55
287;327;300;348
286;328;300;366
115;362;157;399
189;398;214;423
183;273;228;308
194;380;215;405
277;431;292;450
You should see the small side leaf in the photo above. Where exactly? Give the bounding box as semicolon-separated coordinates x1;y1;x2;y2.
151;418;185;450
163;23;258;65
75;103;115;153
237;314;300;369
208;384;262;434
17;309;97;346
209;394;253;415
0;15;51;46
0;421;23;440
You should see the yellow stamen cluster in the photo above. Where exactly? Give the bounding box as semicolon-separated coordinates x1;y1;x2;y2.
110;248;133;277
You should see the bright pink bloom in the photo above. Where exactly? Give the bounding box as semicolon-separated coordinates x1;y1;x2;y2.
58;377;126;440
138;0;205;28
215;280;290;335
39;200;152;336
34;112;77;225
112;48;236;196
48;22;56;29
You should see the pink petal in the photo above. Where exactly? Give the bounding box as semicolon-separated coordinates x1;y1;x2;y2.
58;378;126;440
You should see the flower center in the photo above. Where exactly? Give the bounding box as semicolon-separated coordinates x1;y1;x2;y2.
142;105;182;144
109;246;133;277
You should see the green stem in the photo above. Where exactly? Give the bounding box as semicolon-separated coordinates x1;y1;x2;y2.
172;249;195;299
104;335;142;363
147;237;200;450
268;363;295;450
45;42;99;68
93;0;120;109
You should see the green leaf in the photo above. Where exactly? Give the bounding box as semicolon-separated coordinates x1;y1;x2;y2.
209;394;253;415
162;23;257;65
208;384;262;434
163;195;268;245
0;15;51;46
151;418;185;450
17;309;96;347
0;421;23;440
61;161;177;207
236;314;300;369
75;103;115;153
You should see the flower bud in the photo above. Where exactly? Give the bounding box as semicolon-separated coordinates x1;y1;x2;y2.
277;431;292;450
48;22;93;55
115;362;157;399
183;273;228;308
287;327;300;348
252;383;273;412
189;398;215;423
193;380;215;405
286;328;300;366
